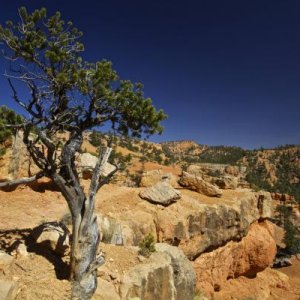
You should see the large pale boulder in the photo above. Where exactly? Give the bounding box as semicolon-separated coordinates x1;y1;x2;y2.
139;169;178;188
193;221;277;296
155;243;196;300
139;181;181;206
31;222;70;256
179;171;222;197
0;280;19;300
120;244;195;300
78;153;116;179
120;251;176;300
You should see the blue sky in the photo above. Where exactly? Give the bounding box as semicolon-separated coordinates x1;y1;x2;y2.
0;0;300;149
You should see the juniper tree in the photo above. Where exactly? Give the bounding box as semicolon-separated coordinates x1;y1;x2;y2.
0;7;166;299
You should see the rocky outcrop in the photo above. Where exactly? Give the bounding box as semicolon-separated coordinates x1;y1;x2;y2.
98;188;273;260
193;221;277;296
119;243;195;300
31;222;70;256
139;169;178;188
179;171;222;197
139;182;181;206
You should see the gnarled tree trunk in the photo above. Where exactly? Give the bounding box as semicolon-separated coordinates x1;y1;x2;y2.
70;211;100;299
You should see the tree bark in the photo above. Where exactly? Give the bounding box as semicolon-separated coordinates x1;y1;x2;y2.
70;211;100;300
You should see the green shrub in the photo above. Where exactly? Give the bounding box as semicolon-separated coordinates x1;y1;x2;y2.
138;233;156;257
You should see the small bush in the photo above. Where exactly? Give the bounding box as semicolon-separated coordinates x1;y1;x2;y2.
138;233;156;257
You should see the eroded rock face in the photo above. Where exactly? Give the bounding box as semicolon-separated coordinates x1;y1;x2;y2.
31;222;70;256
179;171;222;197
139;182;181;206
99;189;272;260
156;191;260;259
119;244;195;300
193;221;277;296
139;169;178;188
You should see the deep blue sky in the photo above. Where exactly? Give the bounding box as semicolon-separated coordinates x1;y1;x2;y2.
0;1;300;149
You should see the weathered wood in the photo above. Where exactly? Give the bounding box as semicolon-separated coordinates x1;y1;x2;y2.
0;171;45;188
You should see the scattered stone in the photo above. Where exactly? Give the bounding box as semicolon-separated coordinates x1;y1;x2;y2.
0;279;19;300
31;222;70;256
14;243;28;258
139;181;181;206
179;171;222;197
109;258;114;262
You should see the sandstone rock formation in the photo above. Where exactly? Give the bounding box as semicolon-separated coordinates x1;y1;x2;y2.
31;222;70;256
179;171;222;197
193;221;277;296
139;181;181;205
